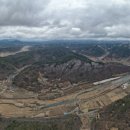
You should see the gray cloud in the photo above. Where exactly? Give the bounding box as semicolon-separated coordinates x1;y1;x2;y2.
0;0;130;39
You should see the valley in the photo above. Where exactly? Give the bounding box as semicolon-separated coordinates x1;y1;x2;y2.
0;40;130;130
0;46;31;57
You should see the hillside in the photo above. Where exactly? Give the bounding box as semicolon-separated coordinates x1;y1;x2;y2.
0;41;130;130
0;115;81;130
92;94;130;130
13;61;130;93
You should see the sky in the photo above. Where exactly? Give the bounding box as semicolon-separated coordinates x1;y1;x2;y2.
0;0;130;40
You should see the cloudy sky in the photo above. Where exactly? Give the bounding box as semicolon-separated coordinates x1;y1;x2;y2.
0;0;130;39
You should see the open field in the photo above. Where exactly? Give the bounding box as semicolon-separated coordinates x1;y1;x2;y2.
0;73;130;119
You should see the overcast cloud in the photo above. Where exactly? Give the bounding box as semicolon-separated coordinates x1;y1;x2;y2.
0;0;130;39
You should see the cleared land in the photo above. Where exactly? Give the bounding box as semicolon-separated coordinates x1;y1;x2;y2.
0;74;130;119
